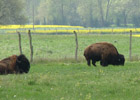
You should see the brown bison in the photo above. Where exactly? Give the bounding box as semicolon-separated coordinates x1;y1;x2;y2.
0;54;30;74
84;42;125;66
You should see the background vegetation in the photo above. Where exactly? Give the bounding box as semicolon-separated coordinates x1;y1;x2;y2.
1;0;140;27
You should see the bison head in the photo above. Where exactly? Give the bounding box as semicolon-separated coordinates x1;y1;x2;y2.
16;54;30;73
116;54;125;65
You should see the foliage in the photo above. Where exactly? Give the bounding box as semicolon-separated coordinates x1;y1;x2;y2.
1;0;140;27
26;0;140;27
0;0;27;25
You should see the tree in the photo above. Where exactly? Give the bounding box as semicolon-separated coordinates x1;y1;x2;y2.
25;0;41;24
77;0;98;27
105;0;112;25
111;0;133;27
0;0;27;25
63;0;81;26
97;0;105;26
33;0;140;27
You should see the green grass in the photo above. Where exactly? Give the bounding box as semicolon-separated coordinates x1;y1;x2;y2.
0;62;140;100
0;33;139;61
0;34;140;99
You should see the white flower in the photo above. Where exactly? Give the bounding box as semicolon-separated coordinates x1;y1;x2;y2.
14;95;16;98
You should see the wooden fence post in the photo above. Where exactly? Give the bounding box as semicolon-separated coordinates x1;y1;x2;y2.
74;31;78;61
28;30;33;62
112;28;113;34
17;31;22;55
129;30;132;61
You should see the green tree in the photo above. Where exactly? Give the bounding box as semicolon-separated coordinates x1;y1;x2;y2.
77;0;94;27
0;0;27;25
111;0;133;27
25;0;41;24
35;0;140;27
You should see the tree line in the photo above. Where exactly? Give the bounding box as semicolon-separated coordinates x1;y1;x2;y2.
1;0;140;27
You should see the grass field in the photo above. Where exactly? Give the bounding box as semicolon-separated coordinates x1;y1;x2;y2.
0;62;140;100
0;34;140;100
0;33;139;60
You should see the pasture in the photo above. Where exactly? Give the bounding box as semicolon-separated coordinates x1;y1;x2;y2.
0;33;140;100
0;33;140;60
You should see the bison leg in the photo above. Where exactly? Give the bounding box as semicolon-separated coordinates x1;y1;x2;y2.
100;55;108;67
87;59;91;66
85;57;91;66
100;60;108;66
92;59;96;66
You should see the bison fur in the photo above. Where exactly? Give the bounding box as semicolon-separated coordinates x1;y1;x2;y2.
0;54;30;74
84;42;125;67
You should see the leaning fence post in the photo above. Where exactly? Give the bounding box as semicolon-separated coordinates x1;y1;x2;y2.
28;30;33;62
74;31;78;61
129;30;132;61
17;31;22;55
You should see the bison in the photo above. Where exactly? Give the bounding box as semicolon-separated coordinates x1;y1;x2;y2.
0;54;30;74
84;42;125;66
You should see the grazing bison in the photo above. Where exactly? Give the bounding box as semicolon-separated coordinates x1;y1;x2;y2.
84;42;125;66
0;54;30;74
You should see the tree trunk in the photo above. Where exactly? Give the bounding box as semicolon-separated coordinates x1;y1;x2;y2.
89;1;93;27
61;0;65;24
97;0;104;26
105;0;111;21
123;10;127;27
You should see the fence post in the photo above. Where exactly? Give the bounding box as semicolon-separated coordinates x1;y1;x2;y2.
112;28;113;34
74;31;78;61
28;30;33;62
129;30;132;61
17;31;22;55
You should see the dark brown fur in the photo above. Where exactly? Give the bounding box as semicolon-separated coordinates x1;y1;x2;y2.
0;54;30;74
84;42;125;66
